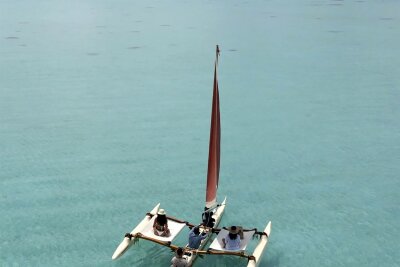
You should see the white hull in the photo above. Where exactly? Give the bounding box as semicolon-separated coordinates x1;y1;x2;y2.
247;221;272;267
112;203;160;260
185;197;227;266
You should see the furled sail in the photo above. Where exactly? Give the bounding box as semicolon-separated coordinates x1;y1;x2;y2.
205;45;221;209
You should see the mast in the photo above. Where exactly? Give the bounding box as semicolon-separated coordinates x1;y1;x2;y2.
205;45;221;209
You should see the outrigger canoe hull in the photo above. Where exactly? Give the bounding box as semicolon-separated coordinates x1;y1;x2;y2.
112;203;160;260
185;197;227;266
247;221;272;267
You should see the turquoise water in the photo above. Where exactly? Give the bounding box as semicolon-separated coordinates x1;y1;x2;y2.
1;0;399;266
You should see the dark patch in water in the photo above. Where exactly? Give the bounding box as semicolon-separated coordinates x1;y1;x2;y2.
228;49;237;52
19;44;27;47
87;53;99;56
19;21;29;24
135;20;142;23
146;6;154;9
328;3;343;6
160;24;171;27
127;46;141;49
379;17;394;21
269;15;276;18
356;0;365;2
5;36;19;39
130;30;140;33
96;25;107;28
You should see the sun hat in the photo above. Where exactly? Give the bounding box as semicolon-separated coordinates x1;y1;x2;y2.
157;209;166;215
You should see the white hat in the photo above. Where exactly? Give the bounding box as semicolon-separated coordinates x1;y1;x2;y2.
157;209;166;215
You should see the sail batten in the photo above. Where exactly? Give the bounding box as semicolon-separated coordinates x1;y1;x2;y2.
205;45;221;209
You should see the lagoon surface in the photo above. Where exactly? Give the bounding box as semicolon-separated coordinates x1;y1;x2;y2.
1;0;399;266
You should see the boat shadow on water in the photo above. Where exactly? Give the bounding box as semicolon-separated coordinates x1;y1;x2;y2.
263;251;283;267
113;243;173;266
196;253;279;267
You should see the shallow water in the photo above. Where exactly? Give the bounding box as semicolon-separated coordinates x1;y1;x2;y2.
1;0;399;266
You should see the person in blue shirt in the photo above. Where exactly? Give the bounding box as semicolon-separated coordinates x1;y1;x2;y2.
188;225;208;249
222;226;244;250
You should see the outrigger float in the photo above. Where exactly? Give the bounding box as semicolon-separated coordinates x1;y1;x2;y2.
112;46;272;266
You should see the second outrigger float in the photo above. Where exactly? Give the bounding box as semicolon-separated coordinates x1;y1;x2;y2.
112;46;272;267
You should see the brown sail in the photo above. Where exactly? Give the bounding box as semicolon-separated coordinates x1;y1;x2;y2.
205;45;221;209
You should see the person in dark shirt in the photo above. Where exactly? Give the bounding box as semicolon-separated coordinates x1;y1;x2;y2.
153;209;171;237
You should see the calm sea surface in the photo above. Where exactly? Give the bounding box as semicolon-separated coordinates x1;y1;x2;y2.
1;0;399;266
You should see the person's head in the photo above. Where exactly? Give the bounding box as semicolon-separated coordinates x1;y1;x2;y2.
193;226;200;235
158;209;166;216
156;209;167;224
228;226;239;240
176;247;184;257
